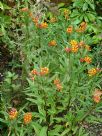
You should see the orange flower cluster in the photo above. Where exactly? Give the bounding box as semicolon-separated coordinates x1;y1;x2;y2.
84;56;92;64
49;40;57;46
65;47;71;53
31;69;39;75
40;67;49;75
76;22;87;32
84;45;91;51
66;26;73;33
78;41;84;47
80;56;92;63
39;22;48;29
70;40;78;53
88;68;98;76
32;17;39;24
50;17;57;23
64;9;69;19
93;89;102;103
21;7;28;12
29;67;49;80
9;108;18;120
29;69;38;81
24;112;32;124
54;79;62;91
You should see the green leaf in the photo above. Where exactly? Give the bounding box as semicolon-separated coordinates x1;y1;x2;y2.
83;3;88;11
60;128;70;136
39;127;47;136
85;0;95;10
58;3;65;8
32;122;42;135
0;2;3;10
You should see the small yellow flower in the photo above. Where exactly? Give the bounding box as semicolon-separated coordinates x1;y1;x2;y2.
24;112;32;124
49;40;57;46
54;79;60;85
78;41;84;47
9;108;18;120
84;56;92;64
21;7;28;12
50;17;57;23
64;9;69;15
31;69;38;75
88;68;97;76
40;67;49;75
66;26;73;33
70;40;78;47
56;83;63;91
40;22;48;29
93;89;102;103
76;22;87;33
71;46;78;53
85;45;91;51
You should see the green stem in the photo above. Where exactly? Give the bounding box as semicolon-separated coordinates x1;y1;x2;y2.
79;104;96;123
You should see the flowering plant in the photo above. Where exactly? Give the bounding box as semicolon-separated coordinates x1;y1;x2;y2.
0;2;102;136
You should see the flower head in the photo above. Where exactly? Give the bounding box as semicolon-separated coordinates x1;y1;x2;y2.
93;89;102;103
32;17;39;24
50;17;57;23
40;67;49;75
85;45;91;51
54;79;60;85
70;40;78;47
76;22;87;32
9;108;18;120
49;40;57;46
24;112;32;124
31;69;38;75
40;22;48;29
65;47;71;53
88;68;97;76
79;41;84;47
84;56;92;64
80;58;85;62
66;26;73;33
21;7;28;12
56;83;63;91
71;46;78;53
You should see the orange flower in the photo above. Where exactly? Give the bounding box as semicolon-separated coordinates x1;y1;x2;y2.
24;112;32;124
21;7;28;12
66;26;73;33
9;108;18;120
70;40;78;47
65;47;71;53
40;67;49;75
56;83;63;91
29;12;33;18
88;68;97;76
76;22;87;32
79;41;84;47
49;40;57;46
54;79;60;85
64;9;69;15
40;22;48;29
31;77;35;81
80;58;85;62
32;17;39;24
50;17;57;23
84;56;92;64
71;46;78;53
31;69;38;75
93;89;102;103
85;45;91;51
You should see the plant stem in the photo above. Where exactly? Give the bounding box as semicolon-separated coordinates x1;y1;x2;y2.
79;104;96;123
